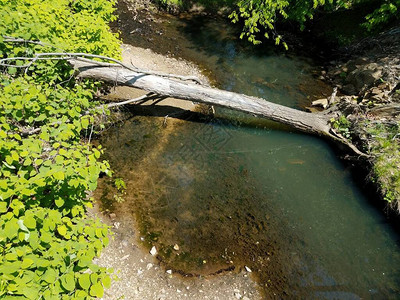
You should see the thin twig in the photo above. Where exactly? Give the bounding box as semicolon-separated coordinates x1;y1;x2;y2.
106;93;155;108
2;35;46;46
88;123;94;144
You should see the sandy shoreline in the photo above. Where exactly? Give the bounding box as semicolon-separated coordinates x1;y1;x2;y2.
104;44;208;112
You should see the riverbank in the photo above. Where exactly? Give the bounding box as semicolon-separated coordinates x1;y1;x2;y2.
319;26;400;213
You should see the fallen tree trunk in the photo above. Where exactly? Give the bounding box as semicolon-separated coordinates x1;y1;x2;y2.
69;58;367;157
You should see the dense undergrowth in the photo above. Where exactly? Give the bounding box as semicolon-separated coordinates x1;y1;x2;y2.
364;121;400;212
0;0;121;298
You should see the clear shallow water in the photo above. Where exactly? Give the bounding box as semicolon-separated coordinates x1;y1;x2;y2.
102;7;400;299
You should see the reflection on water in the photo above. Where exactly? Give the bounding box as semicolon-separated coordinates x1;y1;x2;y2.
98;5;400;299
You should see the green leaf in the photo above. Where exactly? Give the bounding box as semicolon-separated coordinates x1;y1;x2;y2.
21;258;34;269
55;198;65;208
17;219;29;232
89;282;104;298
8;66;17;75
0;201;8;213
102;275;111;289
78;273;91;290
57;225;67;237
24;215;37;229
42;268;57;284
53;171;65;180
22;286;40;299
81;117;89;129
5;252;18;261
4;219;19;239
61;273;75;292
5;155;14;165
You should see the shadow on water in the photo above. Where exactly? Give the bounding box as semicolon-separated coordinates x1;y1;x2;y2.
98;2;400;298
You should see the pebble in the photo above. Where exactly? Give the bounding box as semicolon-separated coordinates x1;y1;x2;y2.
150;246;157;256
146;263;153;270
234;292;242;299
244;266;252;273
120;254;130;261
166;270;172;274
109;213;116;219
173;244;180;251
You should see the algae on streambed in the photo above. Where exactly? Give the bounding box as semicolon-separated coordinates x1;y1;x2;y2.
95;112;311;297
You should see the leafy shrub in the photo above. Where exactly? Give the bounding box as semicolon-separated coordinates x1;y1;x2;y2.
159;0;400;45
0;0;121;298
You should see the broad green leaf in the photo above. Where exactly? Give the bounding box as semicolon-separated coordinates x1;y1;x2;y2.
55;198;64;208
61;273;75;292
5;252;18;261
42;268;57;284
4;218;19;239
53;171;65;180
78;273;91;290
24;215;36;229
81;117;89;129
57;225;67;237
102;275;111;289
0;201;8;213
89;282;103;298
21;258;34;269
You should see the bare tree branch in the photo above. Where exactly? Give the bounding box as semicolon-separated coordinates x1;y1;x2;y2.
0;52;204;84
2;35;46;46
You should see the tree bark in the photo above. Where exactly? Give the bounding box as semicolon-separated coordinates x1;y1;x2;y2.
71;59;332;134
69;58;369;157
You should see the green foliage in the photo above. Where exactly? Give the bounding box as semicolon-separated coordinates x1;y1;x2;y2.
160;0;399;46
0;0;121;298
0;0;121;58
331;115;351;139
365;122;400;210
113;178;126;203
364;0;400;31
0;76;114;299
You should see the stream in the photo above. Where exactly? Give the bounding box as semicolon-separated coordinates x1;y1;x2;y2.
97;3;400;299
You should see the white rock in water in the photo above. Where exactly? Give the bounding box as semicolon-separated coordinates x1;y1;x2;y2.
150;246;157;256
244;265;252;273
